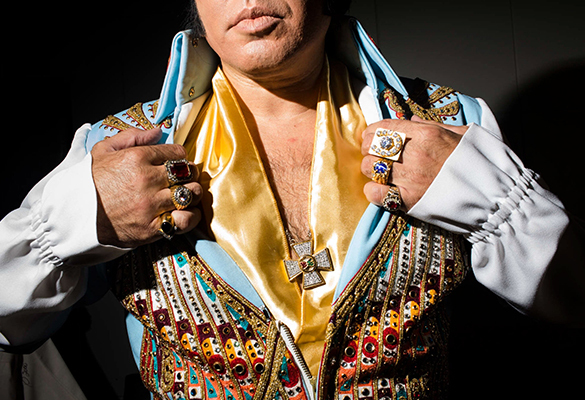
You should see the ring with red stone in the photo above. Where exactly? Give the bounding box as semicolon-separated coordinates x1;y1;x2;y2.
164;159;192;186
170;185;193;210
382;185;402;212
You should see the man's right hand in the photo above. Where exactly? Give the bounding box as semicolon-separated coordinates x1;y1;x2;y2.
91;127;202;248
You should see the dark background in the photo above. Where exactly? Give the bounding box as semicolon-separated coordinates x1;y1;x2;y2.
3;0;584;398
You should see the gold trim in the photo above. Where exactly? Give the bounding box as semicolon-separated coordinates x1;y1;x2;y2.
100;101;171;133
428;84;457;104
405;97;460;123
382;83;461;123
100;115;133;132
328;214;406;335
125;102;156;130
252;323;285;400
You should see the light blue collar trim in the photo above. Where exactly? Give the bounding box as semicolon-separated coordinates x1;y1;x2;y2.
154;32;218;126
350;19;409;101
184;233;267;312
125;313;143;367
333;204;391;302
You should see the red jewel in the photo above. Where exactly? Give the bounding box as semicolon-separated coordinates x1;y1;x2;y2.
169;162;191;179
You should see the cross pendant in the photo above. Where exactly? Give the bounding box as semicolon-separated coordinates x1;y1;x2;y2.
283;240;334;290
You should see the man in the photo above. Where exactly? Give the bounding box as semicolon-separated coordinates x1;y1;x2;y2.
1;1;583;399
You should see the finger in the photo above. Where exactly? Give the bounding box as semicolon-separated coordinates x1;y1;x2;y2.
148;208;201;242
363;181;409;212
361;131;374;156
360;120;415;155
172;208;202;235
361;155;392;180
156;182;204;214
99;128;163;153
145;143;189;165
184;162;200;182
364;181;389;206
185;180;203;200
171;182;203;208
410;115;468;136
142;161;200;196
155;160;200;186
361;119;414;140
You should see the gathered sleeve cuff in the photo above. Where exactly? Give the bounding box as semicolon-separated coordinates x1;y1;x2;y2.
408;99;584;324
0;124;130;348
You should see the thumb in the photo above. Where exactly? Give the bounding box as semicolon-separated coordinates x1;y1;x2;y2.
102;127;163;152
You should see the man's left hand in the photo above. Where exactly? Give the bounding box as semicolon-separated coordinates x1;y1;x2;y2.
361;116;468;211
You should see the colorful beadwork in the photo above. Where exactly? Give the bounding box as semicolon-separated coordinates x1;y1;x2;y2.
318;216;468;399
111;210;468;399
111;243;309;400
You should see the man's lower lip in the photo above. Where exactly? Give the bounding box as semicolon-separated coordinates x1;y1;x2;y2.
234;15;280;34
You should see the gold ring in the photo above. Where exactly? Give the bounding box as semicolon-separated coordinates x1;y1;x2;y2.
164;159;192;186
170;185;193;210
371;160;393;185
158;212;176;240
382;185;402;212
368;128;406;161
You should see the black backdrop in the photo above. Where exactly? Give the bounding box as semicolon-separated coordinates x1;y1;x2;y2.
3;1;584;399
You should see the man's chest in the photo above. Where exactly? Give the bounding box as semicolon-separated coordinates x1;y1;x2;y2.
257;123;316;241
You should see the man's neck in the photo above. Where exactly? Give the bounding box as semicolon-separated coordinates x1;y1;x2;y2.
220;53;325;129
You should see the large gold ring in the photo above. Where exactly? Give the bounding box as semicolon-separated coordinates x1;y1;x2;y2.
368;129;406;161
382;185;402;212
158;212;176;240
164;159;192;186
371;160;392;185
170;185;193;210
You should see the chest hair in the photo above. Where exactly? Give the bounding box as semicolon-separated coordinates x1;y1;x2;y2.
262;137;313;243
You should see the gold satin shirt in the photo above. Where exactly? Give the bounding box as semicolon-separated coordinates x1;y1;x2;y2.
176;57;369;376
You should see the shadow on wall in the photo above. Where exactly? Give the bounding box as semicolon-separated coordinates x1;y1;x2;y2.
499;59;585;221
448;59;585;400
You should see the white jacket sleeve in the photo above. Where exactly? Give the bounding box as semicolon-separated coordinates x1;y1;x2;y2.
408;99;585;325
0;124;130;348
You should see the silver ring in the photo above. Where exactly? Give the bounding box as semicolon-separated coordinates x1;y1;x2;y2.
170;185;193;210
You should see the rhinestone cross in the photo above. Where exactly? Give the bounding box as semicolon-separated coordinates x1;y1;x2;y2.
283;241;334;290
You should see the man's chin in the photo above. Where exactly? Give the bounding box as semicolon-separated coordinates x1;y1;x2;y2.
229;42;299;75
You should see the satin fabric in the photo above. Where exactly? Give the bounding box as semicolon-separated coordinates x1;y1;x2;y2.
179;57;369;375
